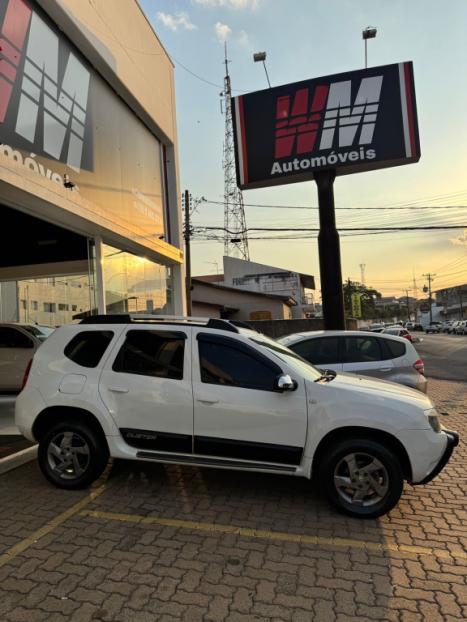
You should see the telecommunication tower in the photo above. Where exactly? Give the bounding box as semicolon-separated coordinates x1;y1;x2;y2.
359;263;366;285
221;44;250;260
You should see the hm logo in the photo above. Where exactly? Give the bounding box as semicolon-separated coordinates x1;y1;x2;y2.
0;0;90;171
275;76;383;159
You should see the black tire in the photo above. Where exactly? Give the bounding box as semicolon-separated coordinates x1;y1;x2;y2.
38;420;109;490
318;437;404;519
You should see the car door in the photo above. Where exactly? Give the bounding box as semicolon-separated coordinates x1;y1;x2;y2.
341;335;394;379
192;331;307;467
287;336;343;372
0;326;36;392
99;326;194;453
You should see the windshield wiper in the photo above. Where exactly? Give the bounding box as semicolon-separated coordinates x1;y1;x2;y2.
314;368;337;383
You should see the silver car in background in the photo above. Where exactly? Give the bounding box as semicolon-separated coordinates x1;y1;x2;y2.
278;330;427;392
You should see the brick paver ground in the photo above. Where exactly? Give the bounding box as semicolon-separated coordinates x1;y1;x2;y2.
0;378;465;622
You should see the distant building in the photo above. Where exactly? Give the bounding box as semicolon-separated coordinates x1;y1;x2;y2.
435;284;467;320
191;279;296;321
374;296;400;308
196;256;316;319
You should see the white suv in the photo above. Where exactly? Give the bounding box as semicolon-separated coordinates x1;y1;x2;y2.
16;315;458;519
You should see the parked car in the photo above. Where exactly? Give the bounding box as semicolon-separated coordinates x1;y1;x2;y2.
21;324;55;342
412;323;424;332
448;321;462;334
441;321;453;333
454;320;467;335
381;327;413;342
16;315;458;519
0;323;45;393
425;323;442;334
405;321;415;330
279;330;426;392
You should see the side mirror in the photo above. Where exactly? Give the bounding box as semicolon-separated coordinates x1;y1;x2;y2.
274;374;297;392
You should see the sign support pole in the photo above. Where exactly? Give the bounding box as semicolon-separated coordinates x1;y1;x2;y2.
315;170;345;330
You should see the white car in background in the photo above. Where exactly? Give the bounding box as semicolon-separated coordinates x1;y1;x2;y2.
278;330;427;392
0;324;48;393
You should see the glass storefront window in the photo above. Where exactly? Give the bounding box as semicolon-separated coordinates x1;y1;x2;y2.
0;275;96;327
102;243;173;315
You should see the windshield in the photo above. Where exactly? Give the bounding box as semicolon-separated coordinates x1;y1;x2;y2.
21;325;54;341
248;333;323;381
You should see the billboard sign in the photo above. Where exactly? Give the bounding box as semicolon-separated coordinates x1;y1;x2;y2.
232;62;420;190
0;0;166;241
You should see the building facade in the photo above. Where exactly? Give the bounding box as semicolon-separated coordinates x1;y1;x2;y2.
0;0;184;325
200;256;315;319
435;284;467;320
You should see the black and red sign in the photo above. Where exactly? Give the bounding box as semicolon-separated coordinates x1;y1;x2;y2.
232;62;420;190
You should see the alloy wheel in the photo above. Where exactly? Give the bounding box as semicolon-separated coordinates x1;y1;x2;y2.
333;452;389;507
46;431;90;480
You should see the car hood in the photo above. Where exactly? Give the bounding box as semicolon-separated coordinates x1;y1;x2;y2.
318;371;433;409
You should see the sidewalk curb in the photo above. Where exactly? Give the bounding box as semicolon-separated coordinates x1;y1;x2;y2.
0;445;38;475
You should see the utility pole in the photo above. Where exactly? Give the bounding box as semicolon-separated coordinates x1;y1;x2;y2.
183;189;192;316
221;43;250;261
404;288;411;320
422;273;435;324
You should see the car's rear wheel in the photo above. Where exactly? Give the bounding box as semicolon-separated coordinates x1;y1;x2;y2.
318;438;404;518
38;420;108;489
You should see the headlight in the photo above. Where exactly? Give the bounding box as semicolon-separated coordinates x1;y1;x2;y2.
425;408;441;433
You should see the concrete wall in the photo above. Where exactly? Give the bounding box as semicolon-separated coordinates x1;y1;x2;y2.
248;318;358;338
192;302;221;319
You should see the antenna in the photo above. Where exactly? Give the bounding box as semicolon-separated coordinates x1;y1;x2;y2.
222;43;250;261
359;263;366;285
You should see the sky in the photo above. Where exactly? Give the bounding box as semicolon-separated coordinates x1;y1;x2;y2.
140;0;467;299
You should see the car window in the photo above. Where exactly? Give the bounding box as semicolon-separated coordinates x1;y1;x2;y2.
383;339;406;359
199;337;280;391
0;327;34;348
344;336;382;363
113;330;185;379
65;331;114;368
289;337;340;365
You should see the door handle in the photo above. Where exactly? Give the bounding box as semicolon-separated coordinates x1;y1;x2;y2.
108;386;129;393
196;398;219;405
379;367;392;372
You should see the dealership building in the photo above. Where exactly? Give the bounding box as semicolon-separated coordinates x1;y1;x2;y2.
0;0;184;325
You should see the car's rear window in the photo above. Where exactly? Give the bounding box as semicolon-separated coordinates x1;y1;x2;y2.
64;331;114;368
384;339;406;359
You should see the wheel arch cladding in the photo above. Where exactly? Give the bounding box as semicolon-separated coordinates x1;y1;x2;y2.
312;426;412;482
32;406;108;450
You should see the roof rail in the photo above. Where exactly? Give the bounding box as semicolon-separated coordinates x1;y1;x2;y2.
80;314;240;333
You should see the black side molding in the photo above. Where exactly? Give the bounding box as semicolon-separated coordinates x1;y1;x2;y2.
137;451;297;473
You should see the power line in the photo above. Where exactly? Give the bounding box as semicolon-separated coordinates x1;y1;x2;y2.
201;198;467;211
196;225;467;233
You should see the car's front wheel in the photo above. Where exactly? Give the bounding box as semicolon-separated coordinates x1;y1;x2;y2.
38;420;108;489
318;438;404;518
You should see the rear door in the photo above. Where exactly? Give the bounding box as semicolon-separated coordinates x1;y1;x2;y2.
342;335;394;379
288;336;343;372
0;327;36;392
99;326;193;453
192;331;307;467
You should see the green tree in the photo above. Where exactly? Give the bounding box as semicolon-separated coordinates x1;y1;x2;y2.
343;280;382;319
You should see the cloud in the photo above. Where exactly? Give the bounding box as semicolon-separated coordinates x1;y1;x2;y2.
449;230;467;246
215;21;232;42
156;11;197;31
237;29;249;47
194;0;261;10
